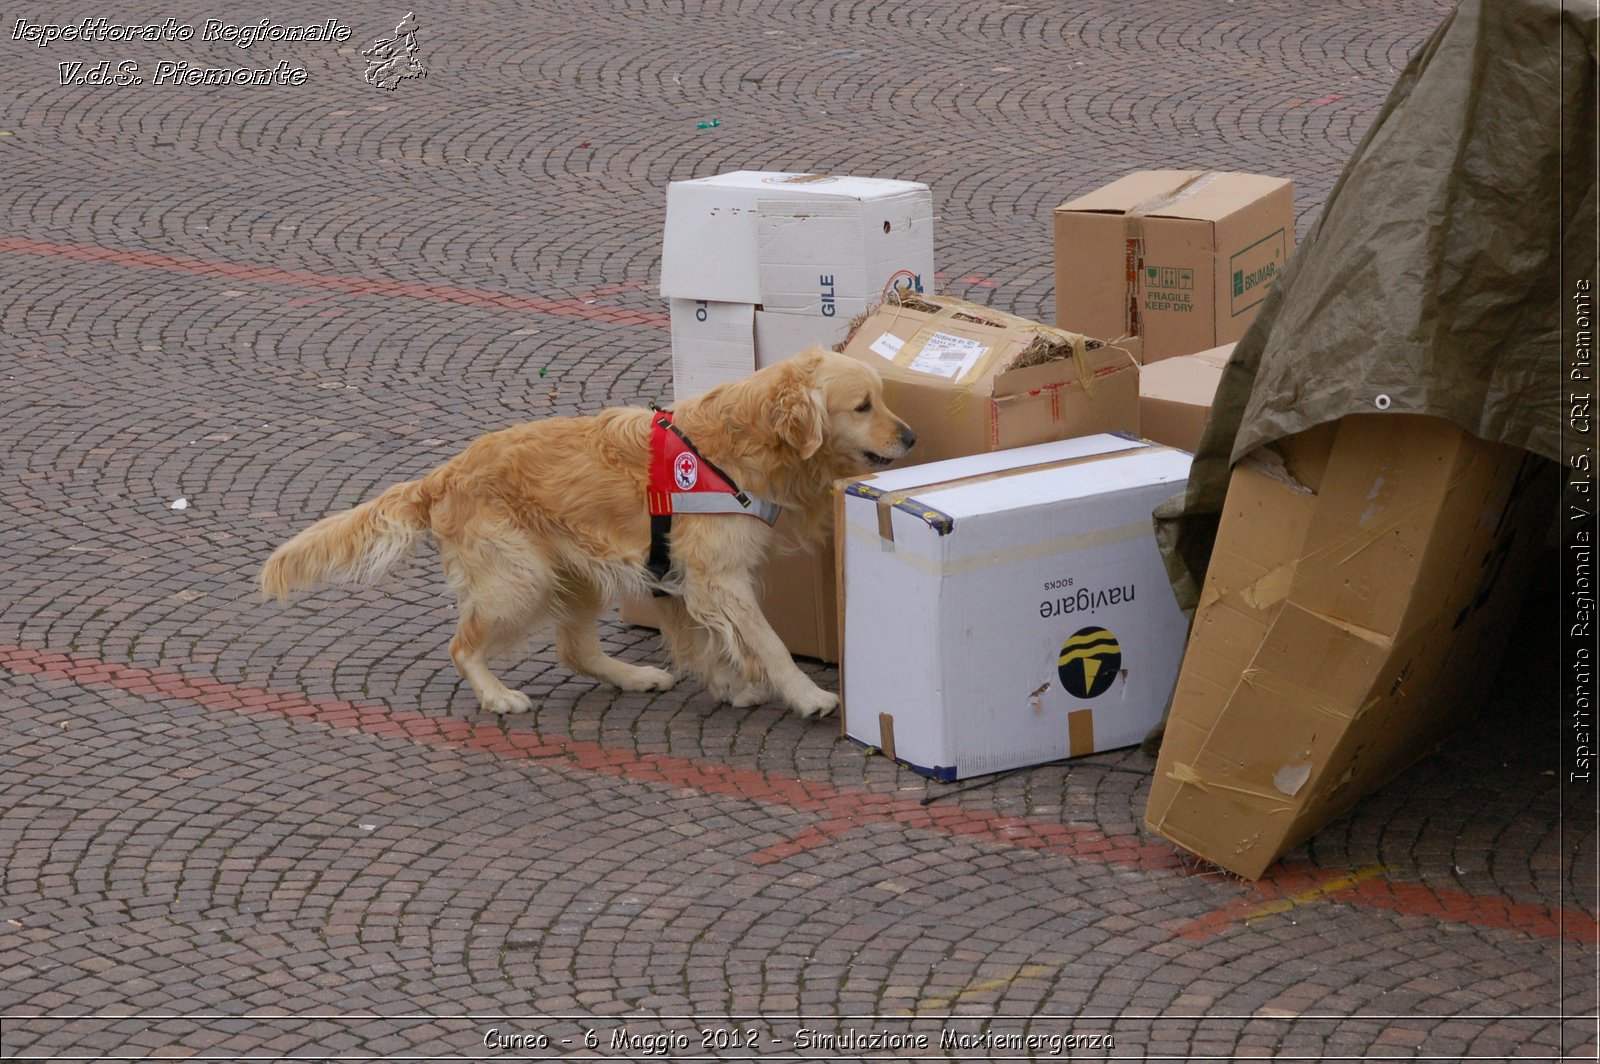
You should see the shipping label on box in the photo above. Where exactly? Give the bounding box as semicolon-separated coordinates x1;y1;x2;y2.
840;436;1192;780
839;295;1141;465
1053;170;1293;362
669;298;755;402
1144;415;1554;879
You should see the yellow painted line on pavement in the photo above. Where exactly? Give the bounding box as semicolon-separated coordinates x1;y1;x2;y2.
912;964;1055;1013
1241;864;1389;925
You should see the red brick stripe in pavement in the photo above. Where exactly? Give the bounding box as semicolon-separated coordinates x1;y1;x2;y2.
0;236;669;329
1176;865;1598;945
2;642;1592;947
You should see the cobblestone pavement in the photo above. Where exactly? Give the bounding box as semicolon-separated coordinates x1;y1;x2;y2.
0;1;1593;1060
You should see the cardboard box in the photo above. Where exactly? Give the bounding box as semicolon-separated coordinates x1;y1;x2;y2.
1138;342;1233;452
619;520;839;663
670;298;755;401
839;295;1141;466
1054;171;1293;362
839;435;1193;781
660;171;934;306
1144;415;1552;879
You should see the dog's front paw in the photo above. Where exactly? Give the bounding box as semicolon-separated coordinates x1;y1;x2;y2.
616;664;677;692
482;689;533;715
707;673;770;708
787;686;839;719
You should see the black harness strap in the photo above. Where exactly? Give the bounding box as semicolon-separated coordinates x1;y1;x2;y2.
647;513;673;597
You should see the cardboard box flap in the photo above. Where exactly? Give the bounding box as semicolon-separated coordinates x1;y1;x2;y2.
685;170;930;200
1056;170;1291;223
1058;170;1208;215
1145;414;1552;879
994;339;1139;399
1139;348;1231;404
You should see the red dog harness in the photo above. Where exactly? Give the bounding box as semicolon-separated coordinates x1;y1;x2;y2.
646;410;779;591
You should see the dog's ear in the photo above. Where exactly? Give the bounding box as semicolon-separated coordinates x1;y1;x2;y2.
767;361;828;459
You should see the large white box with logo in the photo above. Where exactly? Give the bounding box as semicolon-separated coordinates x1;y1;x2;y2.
839;435;1191;781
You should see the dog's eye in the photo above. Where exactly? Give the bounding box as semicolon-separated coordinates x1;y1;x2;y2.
855;398;873;413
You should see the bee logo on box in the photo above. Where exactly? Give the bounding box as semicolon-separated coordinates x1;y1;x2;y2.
1058;626;1121;699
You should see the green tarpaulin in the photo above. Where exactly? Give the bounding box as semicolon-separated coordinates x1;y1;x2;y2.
1160;0;1597;617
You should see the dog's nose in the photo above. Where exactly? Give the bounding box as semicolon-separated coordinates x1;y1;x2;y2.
899;425;917;450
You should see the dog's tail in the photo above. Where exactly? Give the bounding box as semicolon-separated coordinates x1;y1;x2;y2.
260;479;432;602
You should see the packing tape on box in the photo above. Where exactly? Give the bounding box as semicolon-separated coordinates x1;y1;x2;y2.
849;442;1168;544
845;516;1157;577
1121;171;1220;336
1123;170;1222;238
1166;761;1297;811
878;713;897;762
1067;709;1095;757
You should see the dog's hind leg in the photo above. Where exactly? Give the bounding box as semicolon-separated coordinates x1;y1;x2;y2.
554;579;676;693
450;608;536;715
679;574;837;718
440;525;548;715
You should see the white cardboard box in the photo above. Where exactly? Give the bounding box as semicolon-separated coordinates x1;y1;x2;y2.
754;306;867;368
840;435;1192;781
669;298;755;402
660;171;934;306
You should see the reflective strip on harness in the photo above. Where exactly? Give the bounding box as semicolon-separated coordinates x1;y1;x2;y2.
668;490;782;522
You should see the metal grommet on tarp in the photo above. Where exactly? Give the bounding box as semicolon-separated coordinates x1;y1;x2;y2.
1374;394;1392;410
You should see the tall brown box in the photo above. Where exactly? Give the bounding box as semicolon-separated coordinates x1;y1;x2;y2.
1144;415;1551;879
1054;171;1293;363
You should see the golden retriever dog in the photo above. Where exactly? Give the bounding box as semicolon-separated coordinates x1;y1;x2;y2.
260;347;915;718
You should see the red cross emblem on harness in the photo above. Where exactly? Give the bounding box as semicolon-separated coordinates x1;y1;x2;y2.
673;451;699;490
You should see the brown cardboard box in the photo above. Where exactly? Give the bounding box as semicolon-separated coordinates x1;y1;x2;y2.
619;520;839;663
1054;171;1293;362
1144;415;1552;879
838;295;1141;466
1138;343;1233;452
